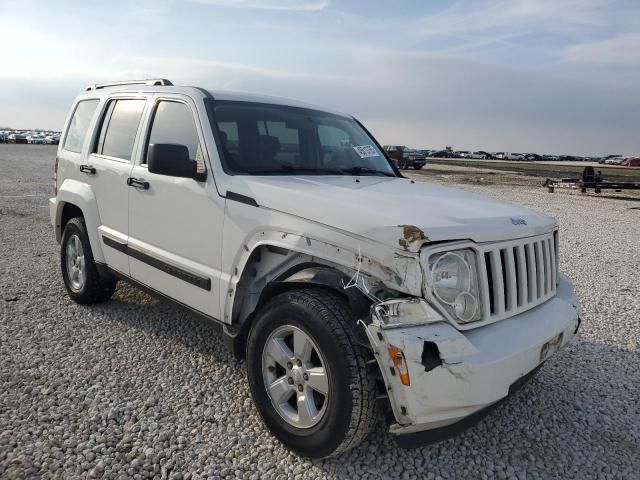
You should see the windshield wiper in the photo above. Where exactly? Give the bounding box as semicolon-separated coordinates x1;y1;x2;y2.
244;165;396;177
339;166;397;177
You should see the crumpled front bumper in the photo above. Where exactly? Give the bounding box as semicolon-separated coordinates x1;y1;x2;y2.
366;273;581;447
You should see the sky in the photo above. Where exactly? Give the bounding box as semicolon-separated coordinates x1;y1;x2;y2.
0;0;639;156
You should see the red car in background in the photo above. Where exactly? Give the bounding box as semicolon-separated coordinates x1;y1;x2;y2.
620;157;640;167
383;145;427;170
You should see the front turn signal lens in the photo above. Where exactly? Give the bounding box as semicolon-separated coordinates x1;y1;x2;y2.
388;346;410;386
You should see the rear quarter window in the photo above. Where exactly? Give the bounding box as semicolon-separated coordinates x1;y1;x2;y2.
96;99;146;161
63;99;99;153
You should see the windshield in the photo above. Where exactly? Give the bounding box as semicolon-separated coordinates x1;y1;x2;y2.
210;100;396;177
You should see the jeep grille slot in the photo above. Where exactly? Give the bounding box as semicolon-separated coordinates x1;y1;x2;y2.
484;252;495;315
480;232;558;322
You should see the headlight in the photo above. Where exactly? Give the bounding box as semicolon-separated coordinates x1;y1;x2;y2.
428;249;481;323
371;298;443;329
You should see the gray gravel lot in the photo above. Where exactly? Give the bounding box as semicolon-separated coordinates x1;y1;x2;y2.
1;145;639;479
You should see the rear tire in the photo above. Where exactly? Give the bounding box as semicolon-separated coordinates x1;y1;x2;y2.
61;217;116;304
246;288;378;458
413;165;424;170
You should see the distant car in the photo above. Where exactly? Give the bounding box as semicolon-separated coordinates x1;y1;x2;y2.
620;157;640;167
599;154;622;164
454;150;471;158
473;151;495;159
27;135;46;144
497;153;524;161
604;156;626;165
45;135;60;145
430;149;452;158
524;153;542;162
383;145;427;170
495;152;524;160
8;134;28;144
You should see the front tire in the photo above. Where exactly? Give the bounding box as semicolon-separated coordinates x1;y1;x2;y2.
246;288;378;458
61;217;116;304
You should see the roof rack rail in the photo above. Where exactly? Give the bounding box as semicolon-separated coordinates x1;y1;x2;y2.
85;79;173;91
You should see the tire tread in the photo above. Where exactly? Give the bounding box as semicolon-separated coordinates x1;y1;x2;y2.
278;288;378;456
61;217;116;304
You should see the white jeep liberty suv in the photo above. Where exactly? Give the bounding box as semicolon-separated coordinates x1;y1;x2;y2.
50;79;582;458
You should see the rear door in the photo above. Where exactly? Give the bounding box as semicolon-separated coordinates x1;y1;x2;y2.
127;95;224;319
87;96;149;275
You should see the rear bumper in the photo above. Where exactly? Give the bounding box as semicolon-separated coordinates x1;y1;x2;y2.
367;274;581;446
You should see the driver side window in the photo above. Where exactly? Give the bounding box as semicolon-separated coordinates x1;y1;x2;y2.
146;101;205;173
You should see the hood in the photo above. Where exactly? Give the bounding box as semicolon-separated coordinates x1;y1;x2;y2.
231;176;556;252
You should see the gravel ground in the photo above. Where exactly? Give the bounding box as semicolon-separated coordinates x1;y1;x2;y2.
1;145;639;479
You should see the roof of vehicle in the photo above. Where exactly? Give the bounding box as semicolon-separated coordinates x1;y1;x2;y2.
77;80;351;118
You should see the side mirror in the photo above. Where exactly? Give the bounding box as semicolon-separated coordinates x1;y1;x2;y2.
148;144;202;179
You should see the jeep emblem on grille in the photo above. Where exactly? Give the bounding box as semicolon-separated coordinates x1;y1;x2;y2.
511;217;527;225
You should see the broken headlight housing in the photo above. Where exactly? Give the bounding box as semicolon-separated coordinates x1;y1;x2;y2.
427;249;482;324
371;298;443;329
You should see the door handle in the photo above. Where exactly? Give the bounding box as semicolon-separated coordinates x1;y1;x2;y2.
127;177;150;190
80;164;96;174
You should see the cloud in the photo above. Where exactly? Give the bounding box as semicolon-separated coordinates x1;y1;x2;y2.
1;48;639;155
70;50;640;153
564;33;640;64
414;0;610;37
190;0;328;11
1;1;638;155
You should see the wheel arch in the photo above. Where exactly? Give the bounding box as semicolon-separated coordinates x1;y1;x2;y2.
55;179;104;263
225;238;405;359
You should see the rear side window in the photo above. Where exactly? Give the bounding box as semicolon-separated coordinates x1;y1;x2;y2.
96;99;146;161
63;100;99;153
146;101;201;162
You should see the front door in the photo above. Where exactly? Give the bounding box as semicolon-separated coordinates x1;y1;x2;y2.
127;96;224;319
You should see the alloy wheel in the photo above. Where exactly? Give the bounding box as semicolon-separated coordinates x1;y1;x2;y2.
261;325;329;429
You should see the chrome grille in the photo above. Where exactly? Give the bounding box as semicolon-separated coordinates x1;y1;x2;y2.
479;231;558;322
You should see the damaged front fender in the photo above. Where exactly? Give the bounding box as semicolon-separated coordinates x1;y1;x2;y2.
223;227;425;324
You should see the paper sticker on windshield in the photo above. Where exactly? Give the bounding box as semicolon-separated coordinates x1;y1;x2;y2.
353;145;379;158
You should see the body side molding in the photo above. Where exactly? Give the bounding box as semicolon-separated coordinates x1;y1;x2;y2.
101;235;211;291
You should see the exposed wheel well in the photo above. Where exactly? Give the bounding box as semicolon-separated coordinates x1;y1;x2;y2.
228;245;381;360
61;203;84;229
